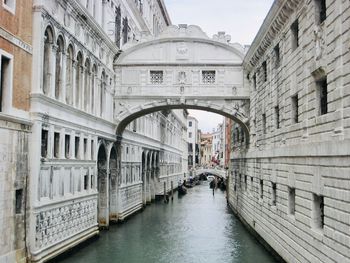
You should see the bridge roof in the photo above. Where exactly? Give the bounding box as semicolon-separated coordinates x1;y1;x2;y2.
115;25;247;66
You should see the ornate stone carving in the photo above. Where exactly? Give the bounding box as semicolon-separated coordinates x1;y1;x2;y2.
232;86;237;95
176;42;189;60
314;25;325;61
35;199;97;249
177;43;188;55
178;71;186;84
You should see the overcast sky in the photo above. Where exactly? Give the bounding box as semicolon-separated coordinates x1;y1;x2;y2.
164;0;274;133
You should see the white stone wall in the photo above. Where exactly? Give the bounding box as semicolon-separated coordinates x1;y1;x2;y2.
0;117;30;263
229;0;350;262
28;0;178;261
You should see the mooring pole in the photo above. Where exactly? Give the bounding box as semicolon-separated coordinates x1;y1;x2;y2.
164;182;167;203
171;181;174;201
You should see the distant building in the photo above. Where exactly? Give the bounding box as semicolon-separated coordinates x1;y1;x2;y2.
200;132;213;166
212;123;224;166
187;116;200;168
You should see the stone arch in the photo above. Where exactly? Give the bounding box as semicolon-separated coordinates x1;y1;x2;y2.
91;64;97;114
97;143;108;228
75;51;83;108
43;26;54;95
116;103;250;145
84;58;91;111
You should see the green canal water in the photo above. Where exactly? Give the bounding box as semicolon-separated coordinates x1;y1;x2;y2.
57;183;278;263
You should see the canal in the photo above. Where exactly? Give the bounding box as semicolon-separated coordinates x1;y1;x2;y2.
58;183;278;263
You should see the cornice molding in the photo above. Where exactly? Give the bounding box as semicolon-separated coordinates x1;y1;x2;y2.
244;0;302;71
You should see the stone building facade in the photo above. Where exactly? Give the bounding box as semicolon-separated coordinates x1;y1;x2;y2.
0;0;32;262
27;0;185;262
187;116;200;168
200;133;213;166
228;0;350;262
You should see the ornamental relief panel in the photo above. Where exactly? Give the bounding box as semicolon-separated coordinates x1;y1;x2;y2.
35;199;97;250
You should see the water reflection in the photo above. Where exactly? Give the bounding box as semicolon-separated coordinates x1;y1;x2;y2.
58;184;278;263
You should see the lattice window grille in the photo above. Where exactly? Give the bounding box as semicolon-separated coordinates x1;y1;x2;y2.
202;70;216;84
150;70;164;84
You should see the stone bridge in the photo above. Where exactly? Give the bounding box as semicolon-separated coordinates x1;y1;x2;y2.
113;25;250;137
193;167;227;179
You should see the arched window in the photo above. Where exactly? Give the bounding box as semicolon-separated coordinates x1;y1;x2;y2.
75;52;83;108
55;36;64;100
84;59;91;111
100;71;106;117
66;45;74;105
91;65;97;114
43;27;54;95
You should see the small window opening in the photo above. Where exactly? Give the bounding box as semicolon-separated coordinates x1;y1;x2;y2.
291;20;299;51
90;174;94;189
289;187;296;215
272;183;277;206
262;61;267;82
84;138;88;158
312;194;324;229
239;174;242;189
244;175;247;191
260;179;263;199
317;77;328;115
315;0;326;25
91;140;94;160
253;74;257;90
262;114;267;134
15;189;23;214
274;44;280;68
75;136;80;158
54;132;60;158
84;173;89;190
65;134;70;158
150;70;163;84
0;56;10;112
202;70;216;84
41;129;48;158
291;94;299;124
275;106;280;129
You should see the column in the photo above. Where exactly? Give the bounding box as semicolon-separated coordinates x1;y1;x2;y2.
60;52;67;103
50;44;57;98
59;128;65;159
71;131;75;160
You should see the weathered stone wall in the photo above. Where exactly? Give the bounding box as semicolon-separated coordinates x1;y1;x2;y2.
229;0;350;262
0;118;30;263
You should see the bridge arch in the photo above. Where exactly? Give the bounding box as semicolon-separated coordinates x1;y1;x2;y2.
115;103;250;142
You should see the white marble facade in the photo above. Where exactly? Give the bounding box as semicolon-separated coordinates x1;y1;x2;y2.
28;0;182;261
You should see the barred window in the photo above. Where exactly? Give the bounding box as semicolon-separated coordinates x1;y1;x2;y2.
202;70;216;84
150;70;163;84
